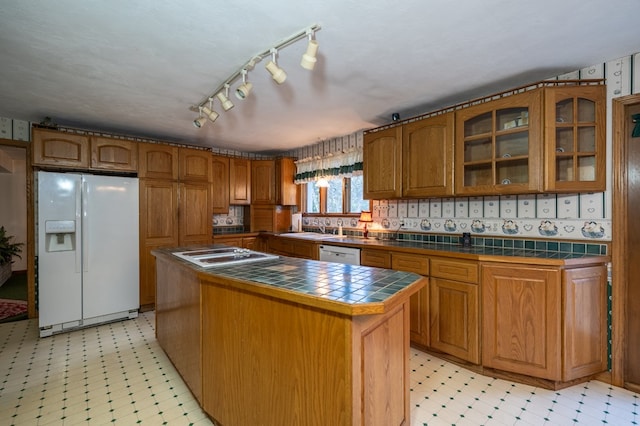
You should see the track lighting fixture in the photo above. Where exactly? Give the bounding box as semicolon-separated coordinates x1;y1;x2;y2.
300;29;319;70
265;48;287;84
216;84;234;111
193;107;207;128
202;98;219;123
191;24;321;127
235;69;253;100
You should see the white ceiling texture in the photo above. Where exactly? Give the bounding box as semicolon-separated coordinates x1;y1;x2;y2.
1;0;639;154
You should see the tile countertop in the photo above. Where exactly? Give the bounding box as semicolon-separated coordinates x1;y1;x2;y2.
308;236;611;266
153;245;426;316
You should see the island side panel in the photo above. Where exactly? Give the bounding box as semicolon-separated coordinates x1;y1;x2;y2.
200;279;352;426
155;255;202;403
352;301;411;426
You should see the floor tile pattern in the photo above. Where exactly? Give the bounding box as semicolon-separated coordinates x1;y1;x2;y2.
1;313;637;425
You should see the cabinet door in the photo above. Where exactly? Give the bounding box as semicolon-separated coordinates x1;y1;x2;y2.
402;112;454;197
229;158;251;205
211;155;230;214
138;143;178;180
179;148;212;182
429;278;479;363
392;253;429;347
32;129;90;168
139;179;179;308
563;265;607;381
363;126;402;199
544;85;606;192
251;160;276;204
276;158;297;206
455;90;542;195
179;182;212;245
90;137;138;171
482;264;561;380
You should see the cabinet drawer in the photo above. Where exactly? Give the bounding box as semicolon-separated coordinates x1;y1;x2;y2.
213;237;243;247
430;257;478;283
391;252;429;275
361;250;391;269
269;237;317;259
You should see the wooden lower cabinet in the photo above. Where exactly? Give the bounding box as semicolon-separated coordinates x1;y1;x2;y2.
429;257;480;364
429;278;479;364
482;263;607;383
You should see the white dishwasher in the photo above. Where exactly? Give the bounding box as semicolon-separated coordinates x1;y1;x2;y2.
319;245;361;265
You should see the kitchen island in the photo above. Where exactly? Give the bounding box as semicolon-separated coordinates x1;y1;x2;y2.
152;245;426;426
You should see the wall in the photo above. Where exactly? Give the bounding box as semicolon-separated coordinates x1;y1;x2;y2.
291;51;640;243
0;147;27;271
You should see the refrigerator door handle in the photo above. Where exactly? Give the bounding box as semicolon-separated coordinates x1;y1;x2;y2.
76;180;83;274
81;177;89;273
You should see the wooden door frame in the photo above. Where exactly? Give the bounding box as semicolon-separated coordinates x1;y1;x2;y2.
611;93;640;387
0;138;35;318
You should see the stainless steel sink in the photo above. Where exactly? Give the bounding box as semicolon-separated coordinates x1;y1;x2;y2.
173;247;278;268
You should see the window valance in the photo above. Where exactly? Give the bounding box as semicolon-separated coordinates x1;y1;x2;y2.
294;150;363;184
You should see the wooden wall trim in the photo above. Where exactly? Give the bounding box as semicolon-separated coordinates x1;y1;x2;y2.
611;93;640;387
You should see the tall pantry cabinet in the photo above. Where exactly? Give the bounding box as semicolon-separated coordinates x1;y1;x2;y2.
138;144;212;309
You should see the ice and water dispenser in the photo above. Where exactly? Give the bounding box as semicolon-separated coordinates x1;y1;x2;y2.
44;220;76;252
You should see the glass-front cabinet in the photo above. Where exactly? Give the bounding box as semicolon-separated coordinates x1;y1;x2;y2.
455;90;542;195
544;85;605;192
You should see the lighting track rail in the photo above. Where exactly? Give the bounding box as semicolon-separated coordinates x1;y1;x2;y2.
191;24;321;128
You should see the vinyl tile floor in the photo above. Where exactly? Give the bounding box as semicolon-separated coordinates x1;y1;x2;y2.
0;312;637;425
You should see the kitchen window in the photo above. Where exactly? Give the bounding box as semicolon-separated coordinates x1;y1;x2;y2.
304;175;369;214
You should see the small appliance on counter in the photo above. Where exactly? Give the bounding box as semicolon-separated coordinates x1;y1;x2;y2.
291;213;302;232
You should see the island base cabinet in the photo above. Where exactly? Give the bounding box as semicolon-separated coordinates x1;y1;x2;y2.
482;264;607;384
154;258;201;403
200;278;412;426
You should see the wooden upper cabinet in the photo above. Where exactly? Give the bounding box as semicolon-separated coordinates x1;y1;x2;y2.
543;85;606;193
363;126;402;199
455;89;542;195
275;158;297;206
32;128;90;168
138;143;178;180
229;158;251;205
402;112;455;197
211;155;230;214
179;148;212;182
90;137;137;171
251;160;276;204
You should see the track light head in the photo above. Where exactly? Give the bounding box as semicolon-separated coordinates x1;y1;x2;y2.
235;70;252;100
193;107;207;128
216;85;234;111
301;31;319;70
266;48;287;84
202;106;219;123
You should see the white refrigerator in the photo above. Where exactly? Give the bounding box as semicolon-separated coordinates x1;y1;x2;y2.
37;171;139;337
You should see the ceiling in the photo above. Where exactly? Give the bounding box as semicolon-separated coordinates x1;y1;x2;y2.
1;1;639;155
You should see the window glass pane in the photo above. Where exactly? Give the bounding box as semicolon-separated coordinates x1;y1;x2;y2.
327;178;343;213
349;175;369;213
306;182;320;213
